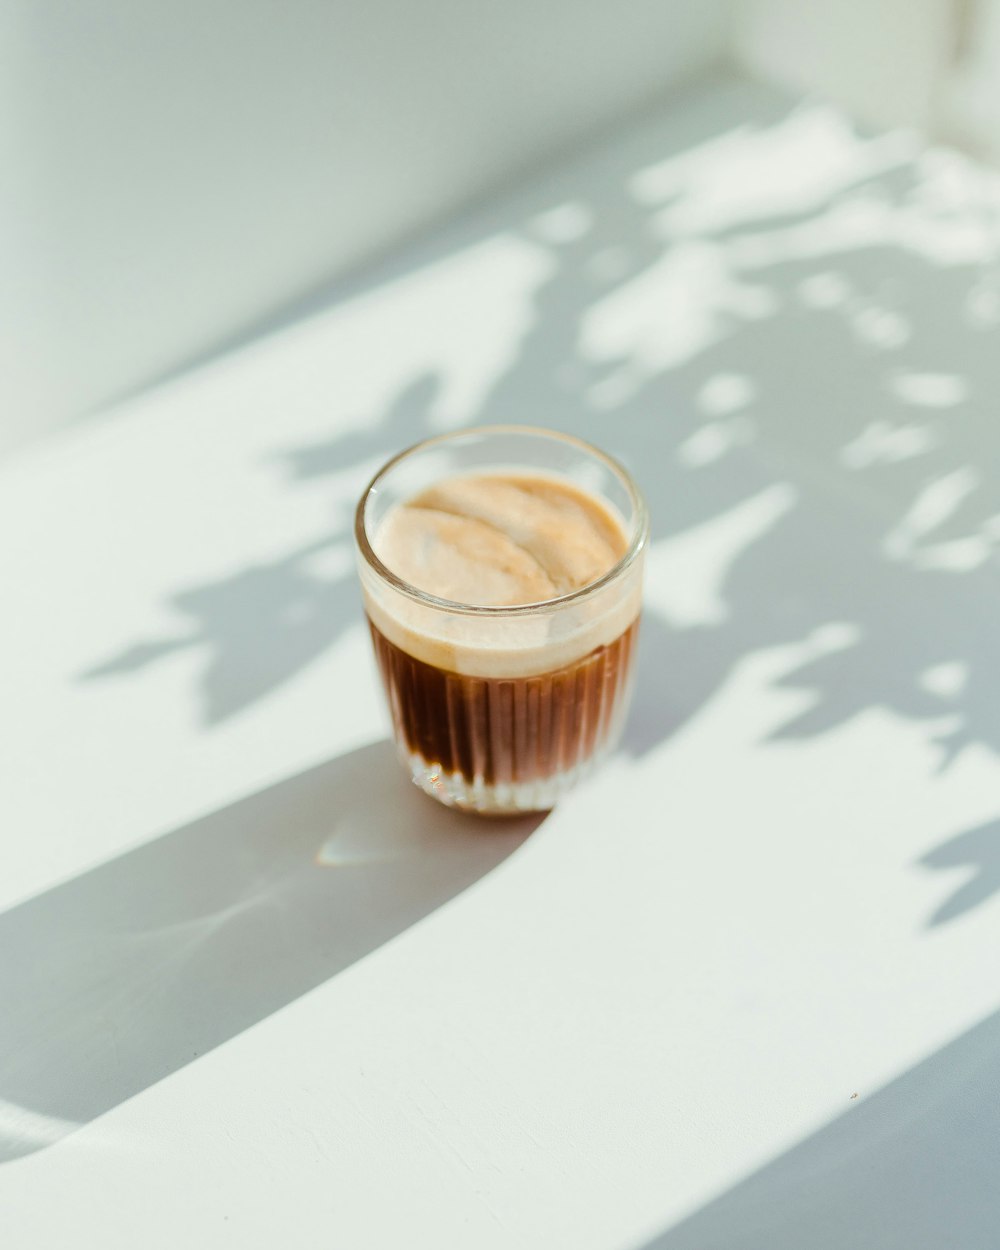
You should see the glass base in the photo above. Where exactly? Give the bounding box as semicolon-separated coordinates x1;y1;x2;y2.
402;747;612;815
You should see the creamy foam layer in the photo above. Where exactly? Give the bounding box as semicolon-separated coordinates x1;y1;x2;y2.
363;470;642;677
376;471;627;604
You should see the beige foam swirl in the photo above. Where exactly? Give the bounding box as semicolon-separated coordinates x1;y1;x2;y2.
375;472;627;606
363;471;642;678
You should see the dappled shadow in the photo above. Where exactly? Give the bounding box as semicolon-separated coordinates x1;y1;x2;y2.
273;373;442;485
80;375;442;722
81;79;1000;910
82;539;358;724
920;816;1000;926
53;81;1000;1250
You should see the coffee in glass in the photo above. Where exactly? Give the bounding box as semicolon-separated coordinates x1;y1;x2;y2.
355;427;647;814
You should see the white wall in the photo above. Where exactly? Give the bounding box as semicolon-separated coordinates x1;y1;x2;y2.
938;0;1000;160
0;1;728;455
734;0;958;132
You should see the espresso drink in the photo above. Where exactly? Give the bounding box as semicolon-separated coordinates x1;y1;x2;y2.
363;471;641;811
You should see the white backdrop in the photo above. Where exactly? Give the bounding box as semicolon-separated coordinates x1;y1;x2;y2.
0;0;727;455
5;74;1000;1245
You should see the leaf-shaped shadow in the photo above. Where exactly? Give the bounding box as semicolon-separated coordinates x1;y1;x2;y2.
920;817;1000;926
80;373;445;725
275;373;441;482
80;546;359;724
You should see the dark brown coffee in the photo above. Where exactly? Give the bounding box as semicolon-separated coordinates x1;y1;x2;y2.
368;616;639;788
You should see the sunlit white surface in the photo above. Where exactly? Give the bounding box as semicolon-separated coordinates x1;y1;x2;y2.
3;76;1000;1250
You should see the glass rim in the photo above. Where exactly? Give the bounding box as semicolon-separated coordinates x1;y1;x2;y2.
354;424;649;618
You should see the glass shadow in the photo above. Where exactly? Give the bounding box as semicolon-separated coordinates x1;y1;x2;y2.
0;740;541;1161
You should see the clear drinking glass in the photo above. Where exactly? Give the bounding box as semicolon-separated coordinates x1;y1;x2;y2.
354;426;648;814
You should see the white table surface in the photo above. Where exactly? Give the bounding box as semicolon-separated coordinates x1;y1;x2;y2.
4;75;1000;1249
